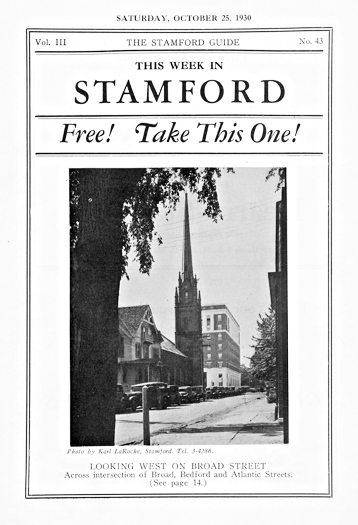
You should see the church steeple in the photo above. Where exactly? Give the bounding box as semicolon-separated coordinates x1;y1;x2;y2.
175;193;203;386
182;193;193;280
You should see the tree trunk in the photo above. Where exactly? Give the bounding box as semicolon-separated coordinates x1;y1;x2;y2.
70;169;143;446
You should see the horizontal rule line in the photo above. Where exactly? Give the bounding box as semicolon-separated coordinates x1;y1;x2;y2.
35;49;324;55
35;114;323;119
35;152;323;156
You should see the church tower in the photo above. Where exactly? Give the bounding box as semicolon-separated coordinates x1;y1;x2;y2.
175;194;203;386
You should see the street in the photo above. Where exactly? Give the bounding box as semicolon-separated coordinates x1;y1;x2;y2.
114;392;283;446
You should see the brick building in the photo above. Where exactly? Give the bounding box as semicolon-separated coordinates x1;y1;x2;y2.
202;304;241;388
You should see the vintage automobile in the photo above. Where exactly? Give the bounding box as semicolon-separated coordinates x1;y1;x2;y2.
115;384;139;413
130;382;170;410
192;385;206;401
208;386;220;399
205;387;213;399
179;386;198;403
167;385;181;406
217;387;225;398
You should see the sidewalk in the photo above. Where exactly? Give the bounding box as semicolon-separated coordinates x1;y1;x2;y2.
151;395;283;445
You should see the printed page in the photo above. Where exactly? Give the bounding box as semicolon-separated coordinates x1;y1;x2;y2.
27;27;330;497
1;0;356;522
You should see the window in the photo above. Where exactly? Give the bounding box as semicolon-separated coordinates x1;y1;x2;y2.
184;291;189;302
218;362;223;368
207;334;211;340
218;324;222;330
135;343;141;358
207;345;211;353
218;333;222;341
218;353;222;359
218;314;222;321
218;343;222;351
207;353;211;360
206;316;211;330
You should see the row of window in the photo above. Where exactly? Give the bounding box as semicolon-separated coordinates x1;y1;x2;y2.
205;362;223;368
206;343;223;352
204;333;223;341
205;314;230;332
206;353;223;360
134;343;159;360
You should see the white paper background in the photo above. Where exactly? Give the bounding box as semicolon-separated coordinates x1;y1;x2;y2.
1;0;356;522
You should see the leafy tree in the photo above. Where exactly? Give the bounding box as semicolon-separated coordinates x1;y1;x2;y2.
70;168;223;446
250;306;276;384
266;167;286;190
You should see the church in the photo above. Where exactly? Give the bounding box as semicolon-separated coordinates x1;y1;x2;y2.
117;191;241;390
175;194;204;386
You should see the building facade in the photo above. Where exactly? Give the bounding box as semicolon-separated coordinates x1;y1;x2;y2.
117;305;162;390
268;180;288;441
117;304;188;391
175;194;204;386
202;304;241;388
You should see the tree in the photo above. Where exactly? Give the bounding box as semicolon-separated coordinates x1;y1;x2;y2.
250;306;276;384
70;168;223;446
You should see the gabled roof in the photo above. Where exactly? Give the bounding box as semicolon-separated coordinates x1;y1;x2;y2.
118;305;150;335
118;304;160;336
160;334;187;358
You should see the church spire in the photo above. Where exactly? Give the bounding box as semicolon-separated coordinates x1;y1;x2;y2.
182;193;194;280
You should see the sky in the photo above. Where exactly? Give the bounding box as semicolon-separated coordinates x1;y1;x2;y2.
119;167;280;365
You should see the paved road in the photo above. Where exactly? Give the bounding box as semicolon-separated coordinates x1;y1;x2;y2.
115;393;283;446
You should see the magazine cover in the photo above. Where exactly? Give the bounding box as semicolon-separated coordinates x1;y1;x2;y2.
2;0;356;522
27;25;330;497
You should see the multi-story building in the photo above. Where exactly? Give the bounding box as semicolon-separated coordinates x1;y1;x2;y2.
202;304;241;388
117;304;188;391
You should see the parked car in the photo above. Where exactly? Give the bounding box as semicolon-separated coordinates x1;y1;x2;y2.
115;384;139;413
209;386;220;399
192;385;206;401
130;382;170;410
167;385;181;406
205;387;213;399
217;387;225;398
179;386;198;403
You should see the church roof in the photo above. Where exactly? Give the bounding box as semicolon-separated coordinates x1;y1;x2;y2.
160;334;187;358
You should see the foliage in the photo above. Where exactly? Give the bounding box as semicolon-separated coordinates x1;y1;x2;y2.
250;306;277;383
70;167;223;280
266;167;286;191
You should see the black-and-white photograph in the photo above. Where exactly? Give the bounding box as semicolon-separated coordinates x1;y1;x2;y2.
70;167;287;447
